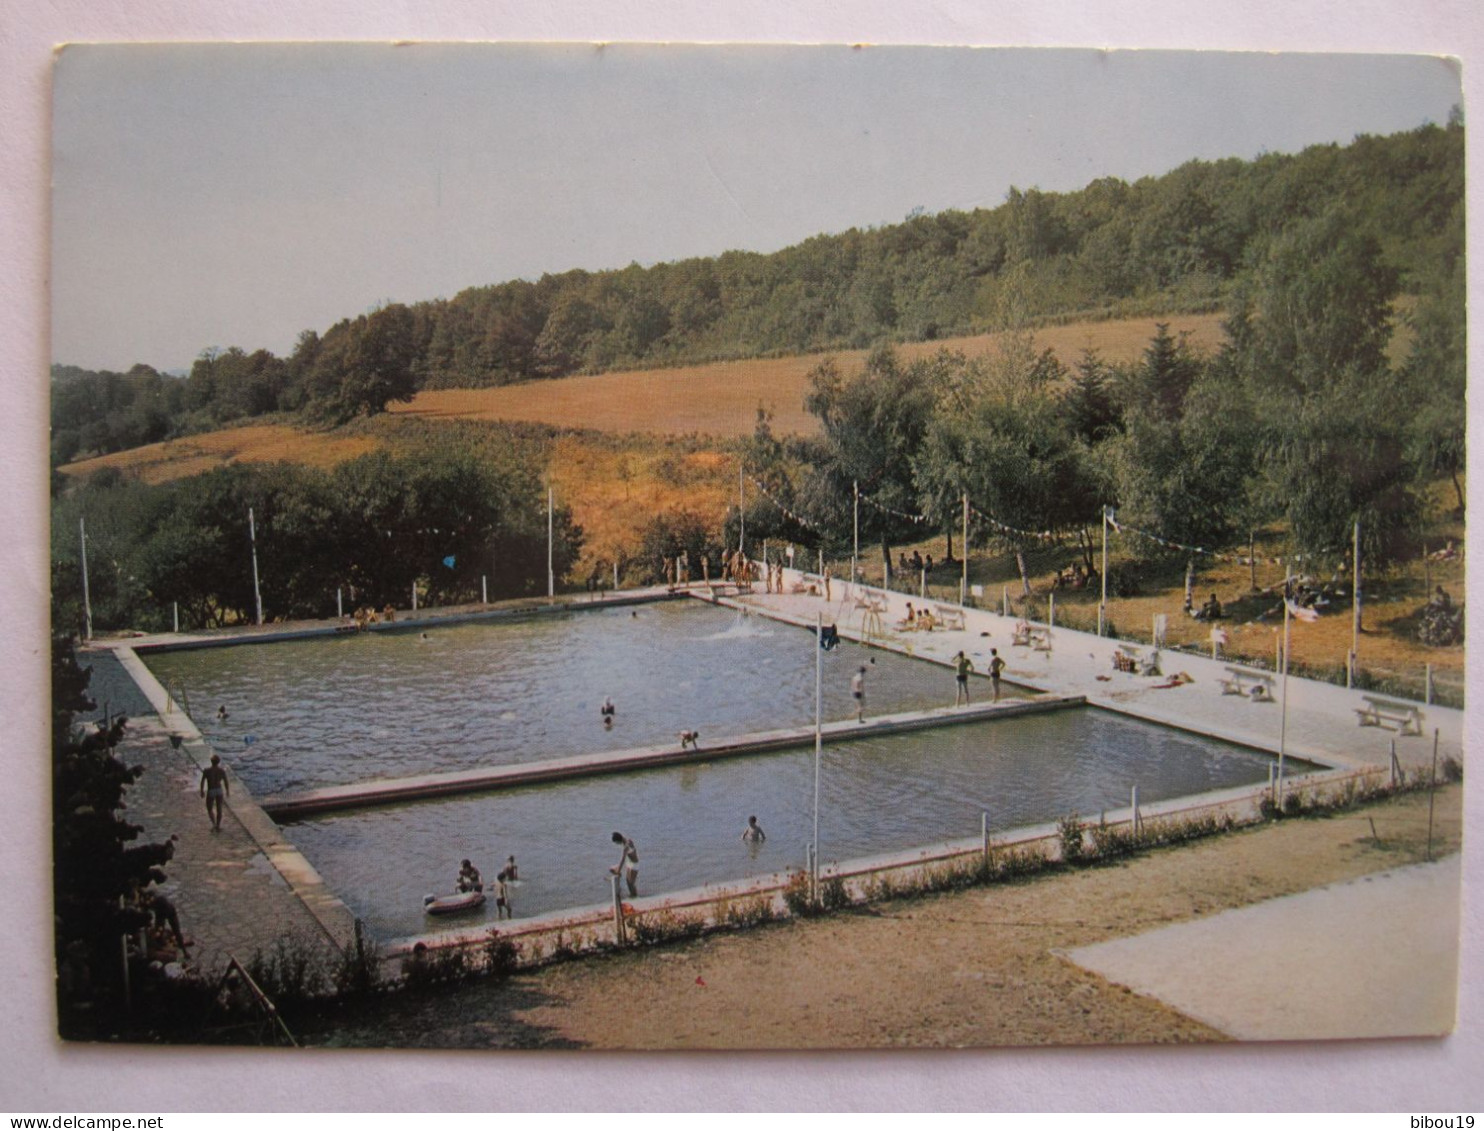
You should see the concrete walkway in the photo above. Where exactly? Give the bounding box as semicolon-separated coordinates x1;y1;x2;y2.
78;648;358;977
1060;854;1462;1040
725;573;1465;776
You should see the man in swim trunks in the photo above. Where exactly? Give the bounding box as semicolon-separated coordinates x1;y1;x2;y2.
610;831;639;897
199;753;229;831
988;649;1006;702
954;650;974;705
741;815;766;844
851;666;866;723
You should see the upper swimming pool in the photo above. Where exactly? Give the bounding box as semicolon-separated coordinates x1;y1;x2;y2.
142;600;1004;795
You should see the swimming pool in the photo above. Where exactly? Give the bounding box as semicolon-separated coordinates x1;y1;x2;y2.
143;601;1006;794
284;708;1282;939
143;599;1290;940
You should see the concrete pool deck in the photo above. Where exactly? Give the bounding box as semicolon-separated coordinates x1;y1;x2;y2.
720;574;1464;776
82;572;1464;992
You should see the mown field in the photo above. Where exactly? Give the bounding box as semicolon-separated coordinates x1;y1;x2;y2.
389;313;1229;438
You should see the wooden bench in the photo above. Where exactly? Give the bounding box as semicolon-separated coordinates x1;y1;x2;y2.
1355;696;1424;736
933;604;966;632
1221;666;1275;700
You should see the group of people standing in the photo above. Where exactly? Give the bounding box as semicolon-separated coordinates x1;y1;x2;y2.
455;855;519;919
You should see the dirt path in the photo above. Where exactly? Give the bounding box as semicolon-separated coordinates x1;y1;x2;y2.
312;784;1462;1050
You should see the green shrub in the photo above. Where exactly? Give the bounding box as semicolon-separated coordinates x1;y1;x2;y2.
483;929;519;978
334;919;383;998
819;874;852;911
781;869;819;917
1058;813;1088;864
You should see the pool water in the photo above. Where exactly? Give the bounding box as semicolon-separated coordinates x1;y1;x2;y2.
144;601;996;794
286;707;1279;940
143;599;1285;940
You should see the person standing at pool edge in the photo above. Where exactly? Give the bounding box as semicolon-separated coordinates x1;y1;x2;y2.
989;649;1005;702
200;753;229;831
852;666;867;722
611;831;639;897
954;650;974;705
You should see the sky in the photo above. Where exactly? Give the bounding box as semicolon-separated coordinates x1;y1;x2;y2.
51;44;1463;374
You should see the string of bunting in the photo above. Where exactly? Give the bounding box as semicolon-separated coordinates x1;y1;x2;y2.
1105;516;1242;562
858;494;931;525
747;474;827;534
859;489;1062;544
966;501;1061;544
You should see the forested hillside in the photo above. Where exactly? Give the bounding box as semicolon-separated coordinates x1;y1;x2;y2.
52;117;1463;462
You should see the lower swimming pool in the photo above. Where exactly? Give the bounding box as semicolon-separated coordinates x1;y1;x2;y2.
283;706;1282;940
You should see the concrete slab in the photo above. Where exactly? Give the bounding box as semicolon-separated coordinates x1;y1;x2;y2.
1060;854;1461;1040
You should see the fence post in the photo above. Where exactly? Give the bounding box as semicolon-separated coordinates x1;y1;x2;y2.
1048;593;1055;628
1131;784;1140;837
411;583;418;613
482;575;488;605
1425;663;1434;705
1389;738;1400;788
1002;587;1009;617
1426;729;1439;862
173;602;179;633
611;873;627;945
337;588;343;619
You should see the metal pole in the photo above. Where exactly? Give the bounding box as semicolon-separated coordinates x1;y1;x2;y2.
1131;784;1140;836
80;518;93;641
1099;506;1109;636
337;587;343;618
411;581;418;613
1426;729;1439;862
249;507;263;626
852;480;859;595
1426;663;1434;705
611;873;626;945
173;602;179;633
1351;518;1362;678
1278;562;1291;800
547;486;554;599
961;492;969;607
1048;592;1055;628
482;575;488;604
812;610;823;905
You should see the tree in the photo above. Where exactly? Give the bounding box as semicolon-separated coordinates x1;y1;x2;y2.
805;346;941;581
1226;207;1417;563
1400;202;1466;516
305;304;421;423
1062;349;1122;445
